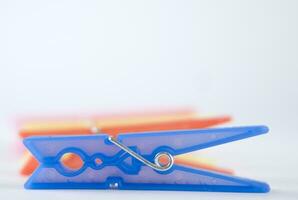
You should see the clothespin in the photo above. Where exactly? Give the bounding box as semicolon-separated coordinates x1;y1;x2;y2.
18;110;229;137
23;125;270;192
19;115;232;175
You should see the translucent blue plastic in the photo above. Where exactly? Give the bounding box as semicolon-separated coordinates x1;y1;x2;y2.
23;125;270;192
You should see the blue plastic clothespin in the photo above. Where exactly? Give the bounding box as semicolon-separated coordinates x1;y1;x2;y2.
23;125;270;192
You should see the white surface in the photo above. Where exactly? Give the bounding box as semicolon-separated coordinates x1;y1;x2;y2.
0;0;297;199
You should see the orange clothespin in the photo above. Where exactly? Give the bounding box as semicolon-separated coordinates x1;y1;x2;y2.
18;108;197;137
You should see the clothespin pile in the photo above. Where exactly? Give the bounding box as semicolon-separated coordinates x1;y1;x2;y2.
17;108;270;192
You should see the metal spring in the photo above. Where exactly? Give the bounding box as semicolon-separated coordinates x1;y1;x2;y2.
108;136;174;171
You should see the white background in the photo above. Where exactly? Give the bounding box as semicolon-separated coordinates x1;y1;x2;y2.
0;0;297;199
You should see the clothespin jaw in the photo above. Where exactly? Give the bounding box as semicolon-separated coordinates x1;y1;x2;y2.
23;126;270;193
